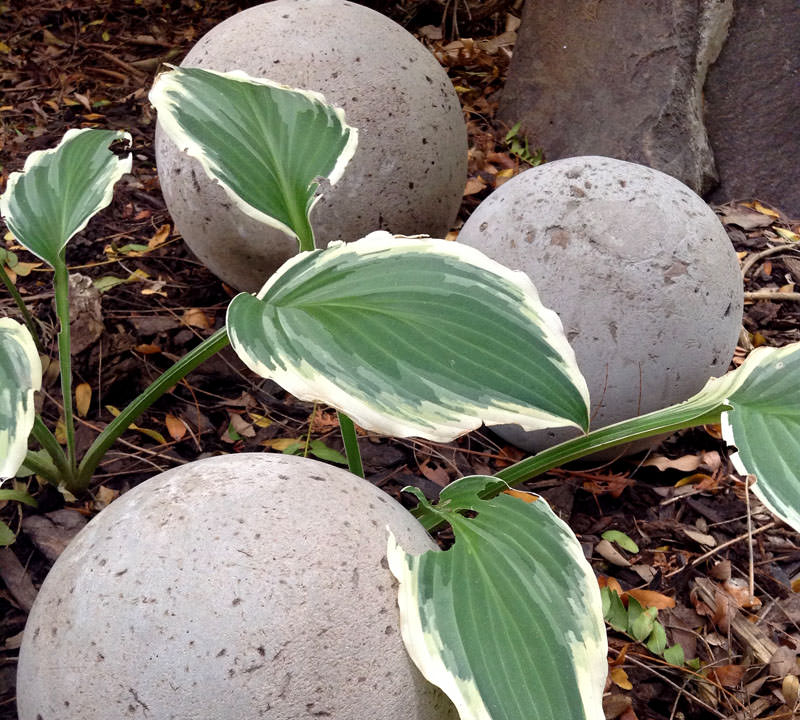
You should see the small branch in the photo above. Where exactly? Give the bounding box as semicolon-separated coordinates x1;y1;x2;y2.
744;290;800;302
740;243;797;278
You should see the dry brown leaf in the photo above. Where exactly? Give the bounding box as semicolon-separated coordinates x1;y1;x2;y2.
229;413;255;438
134;343;161;355
644;450;721;473
598;575;624;596
610;666;632;690
781;674;799;708
419;459;450;488
625;588;676;610
463;176;487;195
683;527;717;547
595;539;631;567
74;382;91;418
770;646;798;678
182;308;212;329
165;414;187;441
148;224;171;249
92;485;119;511
710;664;746;688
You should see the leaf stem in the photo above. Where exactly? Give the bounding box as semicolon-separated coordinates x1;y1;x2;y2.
0;263;42;352
53;258;76;473
74;327;230;492
414;396;727;531
338;411;364;478
30;415;72;482
20;449;61;486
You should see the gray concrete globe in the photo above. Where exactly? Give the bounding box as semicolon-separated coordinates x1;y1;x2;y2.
155;0;467;292
17;454;456;720
457;156;743;454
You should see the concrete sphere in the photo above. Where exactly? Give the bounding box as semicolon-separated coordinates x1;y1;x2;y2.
156;0;467;292
457;156;743;454
17;454;456;720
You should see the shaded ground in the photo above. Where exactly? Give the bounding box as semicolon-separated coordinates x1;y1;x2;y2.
1;1;800;718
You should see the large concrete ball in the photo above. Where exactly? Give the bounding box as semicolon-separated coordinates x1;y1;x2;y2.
457;156;743;454
17;454;456;720
156;0;467;292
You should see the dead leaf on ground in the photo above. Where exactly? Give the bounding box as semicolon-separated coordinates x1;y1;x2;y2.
710;664;747;688
644;450;721;473
165;414;187;441
74;382;91;417
182;307;213;329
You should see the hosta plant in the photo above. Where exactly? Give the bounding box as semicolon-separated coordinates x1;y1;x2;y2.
2;64;800;720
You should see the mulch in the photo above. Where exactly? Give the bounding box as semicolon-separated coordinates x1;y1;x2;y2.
1;2;800;718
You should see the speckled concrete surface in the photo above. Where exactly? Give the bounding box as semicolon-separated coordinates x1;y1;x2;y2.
156;0;467;292
17;454;456;720
457;156;743;453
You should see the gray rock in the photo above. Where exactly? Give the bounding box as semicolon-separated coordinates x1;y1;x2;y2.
704;0;800;216
156;0;467;292
457;156;742;454
17;453;456;720
498;0;732;195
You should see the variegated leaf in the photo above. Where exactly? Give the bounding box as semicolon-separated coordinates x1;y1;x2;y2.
388;478;607;720
717;342;800;529
227;232;590;441
0;318;42;480
0;129;131;267
149;65;357;249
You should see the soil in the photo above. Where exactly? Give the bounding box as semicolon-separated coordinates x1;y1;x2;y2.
1;2;800;719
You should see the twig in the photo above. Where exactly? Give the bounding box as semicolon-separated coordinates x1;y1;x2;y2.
623;653;729;719
664;522;776;576
741;244;797;278
744;290;800;302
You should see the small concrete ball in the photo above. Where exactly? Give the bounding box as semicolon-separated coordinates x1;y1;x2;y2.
457;156;743;454
155;0;468;292
17;454;456;720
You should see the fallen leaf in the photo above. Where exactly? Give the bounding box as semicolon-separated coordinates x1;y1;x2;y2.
74;382;91;418
625;589;676;610
228;413;255;438
610;666;632;690
148;224;171;249
182;307;212;329
775;227;799;243
264;437;301;452
92;485;119;511
595;539;631;567
463;176;487;195
782;674;799;708
602;530;639;553
247;412;272;428
770;646;798;678
644;450;720;473
748;200;781;218
419;458;450;488
683;527;717;547
165;414;187;441
710;664;746;688
134;344;161;355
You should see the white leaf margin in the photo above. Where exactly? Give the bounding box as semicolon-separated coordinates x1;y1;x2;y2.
719;343;800;528
0;318;42;481
387;493;607;720
0;128;132;265
148;65;359;242
230;231;591;441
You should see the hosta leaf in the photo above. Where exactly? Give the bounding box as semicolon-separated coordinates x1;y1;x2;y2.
388;478;607;720
227;232;590;441
0;319;42;480
716;342;800;530
0;128;131;267
149;65;357;248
